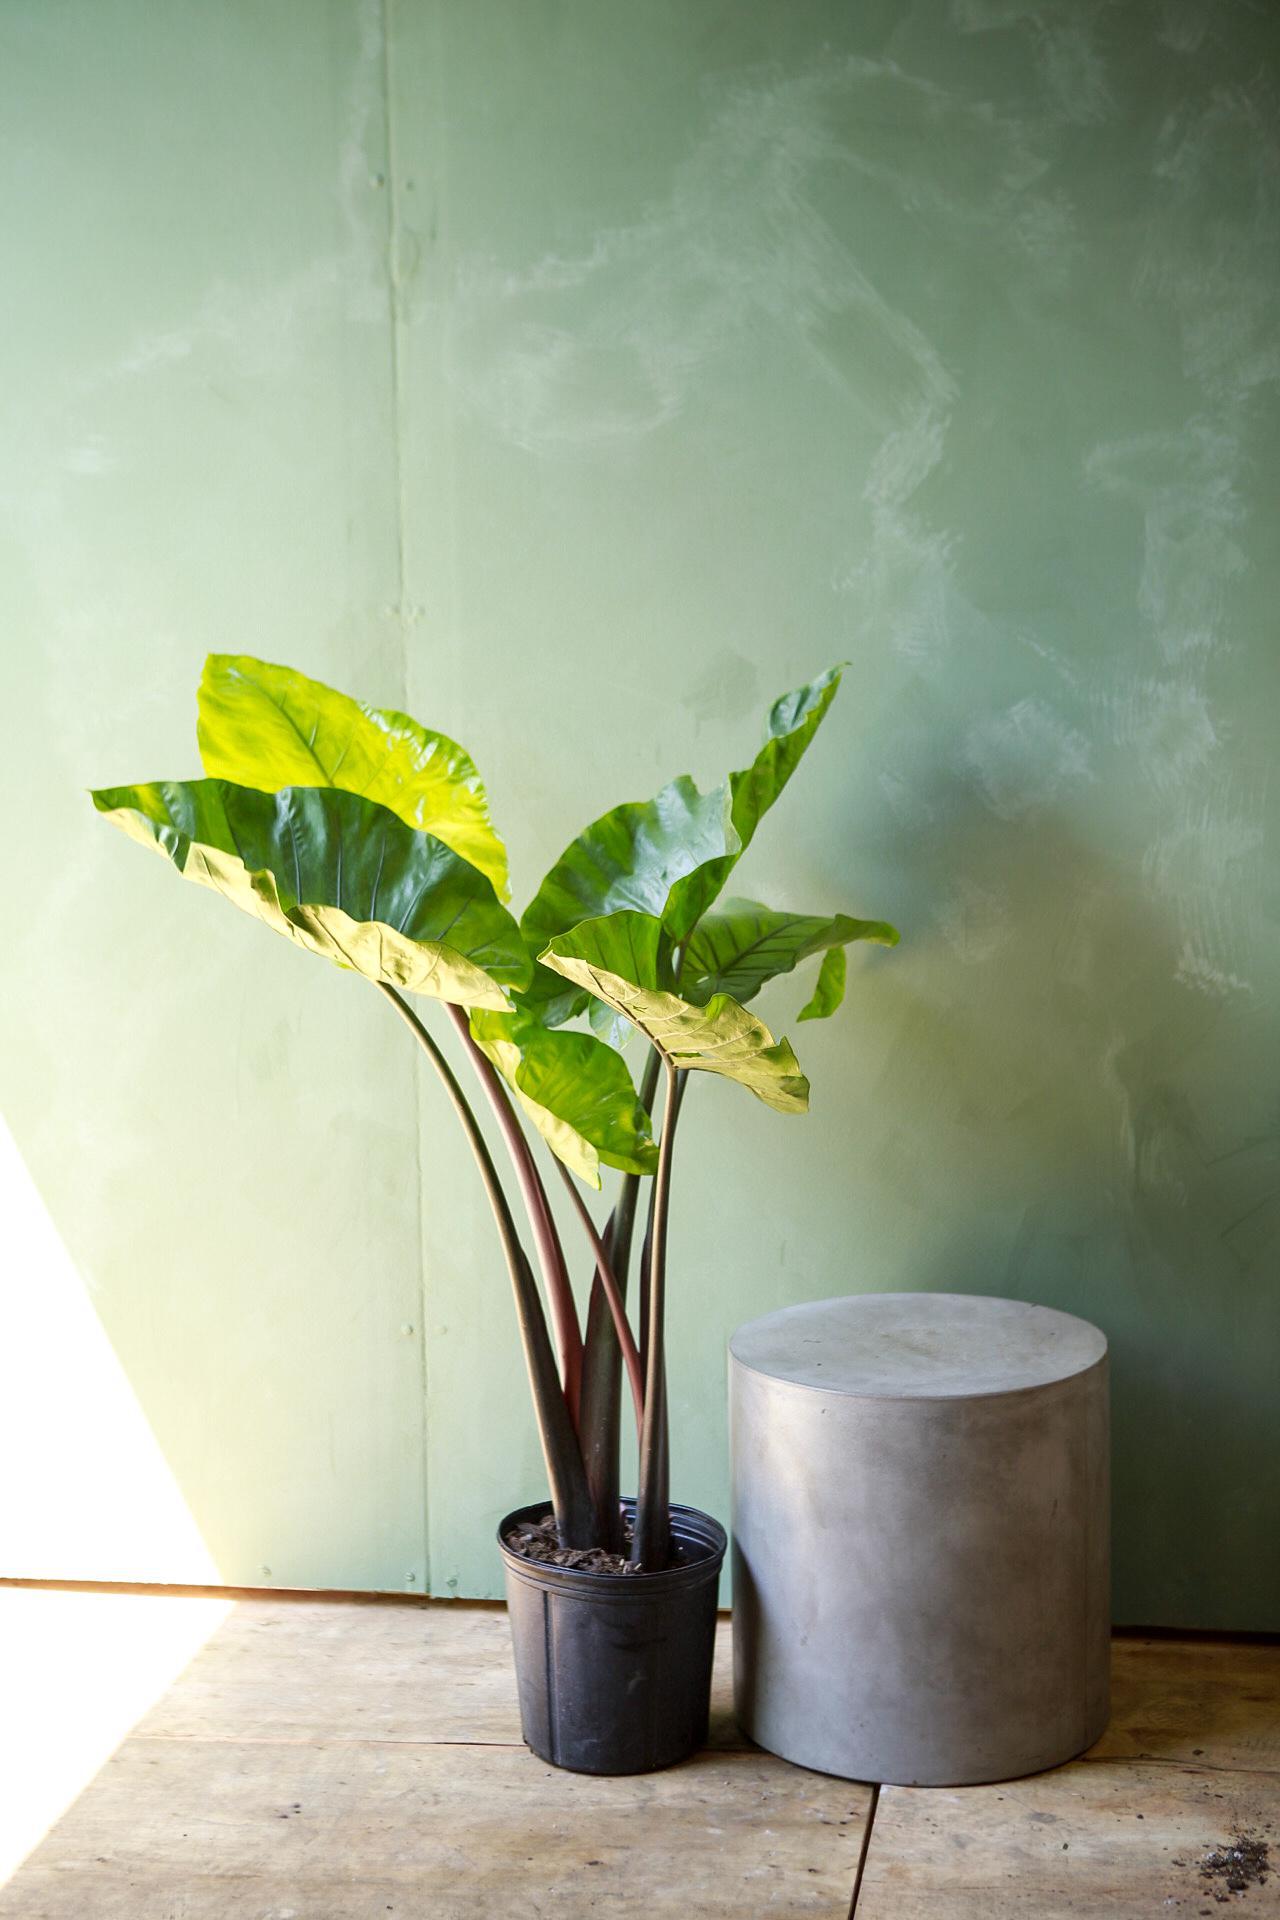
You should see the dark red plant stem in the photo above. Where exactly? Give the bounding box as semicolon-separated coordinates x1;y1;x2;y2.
637;1193;655;1379
553;1160;644;1430
577;1046;663;1547
377;985;593;1545
636;1053;681;1379
443;1003;584;1425
632;1059;686;1571
578;1222;622;1547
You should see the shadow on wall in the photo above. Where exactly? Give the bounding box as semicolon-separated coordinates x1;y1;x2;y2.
855;766;1279;1625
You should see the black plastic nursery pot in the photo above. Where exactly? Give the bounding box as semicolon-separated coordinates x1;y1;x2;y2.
497;1498;728;1776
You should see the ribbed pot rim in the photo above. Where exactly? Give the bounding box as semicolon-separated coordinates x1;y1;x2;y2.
497;1498;726;1598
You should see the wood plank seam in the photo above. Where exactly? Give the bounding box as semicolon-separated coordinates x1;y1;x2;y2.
1075;1753;1279;1777
851;1753;1280;1916
131;1733;530;1749
847;1780;880;1918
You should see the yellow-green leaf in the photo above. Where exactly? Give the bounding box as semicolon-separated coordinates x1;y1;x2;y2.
198;654;509;898
539;911;809;1115
798;946;846;1021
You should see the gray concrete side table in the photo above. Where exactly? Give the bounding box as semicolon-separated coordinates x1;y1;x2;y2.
729;1292;1109;1786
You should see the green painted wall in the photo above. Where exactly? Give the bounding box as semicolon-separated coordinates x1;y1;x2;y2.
2;1;1276;1626
0;2;428;1593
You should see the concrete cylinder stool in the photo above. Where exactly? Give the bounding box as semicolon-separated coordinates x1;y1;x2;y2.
729;1292;1109;1786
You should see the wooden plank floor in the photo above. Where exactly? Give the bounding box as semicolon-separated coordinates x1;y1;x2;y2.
856;1637;1280;1919
0;1598;867;1918
0;1596;1275;1918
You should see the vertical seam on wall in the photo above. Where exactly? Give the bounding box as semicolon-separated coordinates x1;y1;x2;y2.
379;0;428;1595
380;0;409;629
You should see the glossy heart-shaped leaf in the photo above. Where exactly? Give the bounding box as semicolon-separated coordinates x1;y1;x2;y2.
682;897;899;1009
519;775;731;1023
539;911;809;1114
469;1009;659;1188
663;666;844;941
518;668;844;1020
197;655;510;898
91;778;529;1007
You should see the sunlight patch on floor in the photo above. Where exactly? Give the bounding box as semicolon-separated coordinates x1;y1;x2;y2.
0;1586;234;1884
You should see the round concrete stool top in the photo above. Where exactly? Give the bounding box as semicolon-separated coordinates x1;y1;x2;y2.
729;1290;1106;1400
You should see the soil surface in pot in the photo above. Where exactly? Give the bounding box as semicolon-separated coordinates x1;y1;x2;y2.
502;1512;706;1574
503;1514;639;1575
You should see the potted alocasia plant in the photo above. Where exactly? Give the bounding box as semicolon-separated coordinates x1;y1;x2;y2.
90;654;897;1774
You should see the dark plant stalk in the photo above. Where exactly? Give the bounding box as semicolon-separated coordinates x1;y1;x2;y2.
553;1162;644;1427
632;1059;686;1571
633;1190;671;1526
443;1003;585;1425
632;1067;686;1551
576;1222;622;1548
637;1180;657;1379
379;985;594;1545
636;1058;685;1378
577;1046;662;1548
636;954;685;1384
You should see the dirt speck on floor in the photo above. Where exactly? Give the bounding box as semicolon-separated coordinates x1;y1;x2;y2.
1197;1832;1270;1902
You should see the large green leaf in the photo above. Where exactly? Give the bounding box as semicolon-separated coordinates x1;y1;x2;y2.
518;775;731;1023
518;668;843;1022
539;912;809;1114
469;1008;659;1188
197;655;510;898
664;666;844;941
682;897;899;1009
91;778;529;1007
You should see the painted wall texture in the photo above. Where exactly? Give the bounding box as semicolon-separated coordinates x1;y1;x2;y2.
1;1;1276;1626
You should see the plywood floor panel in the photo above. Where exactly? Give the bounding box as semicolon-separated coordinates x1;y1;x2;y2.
855;1761;1280;1920
0;1600;849;1917
5;1595;1278;1919
136;1598;521;1745
1097;1638;1280;1774
132;1601;747;1752
855;1639;1280;1918
0;1734;868;1918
